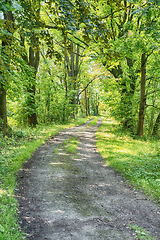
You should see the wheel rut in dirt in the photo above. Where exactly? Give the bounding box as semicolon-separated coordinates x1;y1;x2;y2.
16;118;160;239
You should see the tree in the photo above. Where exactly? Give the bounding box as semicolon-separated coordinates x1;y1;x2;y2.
64;43;81;118
20;32;39;126
18;0;42;126
1;0;159;135
152;112;160;136
0;0;15;136
94;0;160;135
91;0;140;130
135;1;160;135
137;53;147;136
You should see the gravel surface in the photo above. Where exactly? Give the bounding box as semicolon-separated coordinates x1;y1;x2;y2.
16;118;160;239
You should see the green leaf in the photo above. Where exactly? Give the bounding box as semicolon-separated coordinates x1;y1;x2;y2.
0;224;5;233
11;0;23;11
0;1;10;12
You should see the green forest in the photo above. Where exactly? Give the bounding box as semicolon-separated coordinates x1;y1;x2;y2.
0;0;160;136
0;0;160;239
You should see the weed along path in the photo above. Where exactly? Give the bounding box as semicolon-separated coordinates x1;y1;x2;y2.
16;118;160;240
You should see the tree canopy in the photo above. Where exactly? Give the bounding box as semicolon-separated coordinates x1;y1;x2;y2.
0;0;160;136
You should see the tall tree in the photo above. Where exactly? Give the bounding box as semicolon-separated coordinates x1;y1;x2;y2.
64;43;81;118
94;0;139;130
137;53;147;136
18;0;41;126
0;0;15;135
95;0;160;134
152;112;160;136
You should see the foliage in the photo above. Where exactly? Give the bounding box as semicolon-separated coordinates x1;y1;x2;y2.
129;224;157;240
1;0;159;135
94;0;160;135
96;116;160;202
63;137;79;154
1;0;160;237
88;116;100;126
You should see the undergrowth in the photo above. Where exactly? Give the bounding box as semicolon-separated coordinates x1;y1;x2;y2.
63;137;79;154
129;224;157;240
0;117;89;239
96;117;160;203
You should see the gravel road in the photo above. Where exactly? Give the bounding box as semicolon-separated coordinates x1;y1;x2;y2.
16;118;160;239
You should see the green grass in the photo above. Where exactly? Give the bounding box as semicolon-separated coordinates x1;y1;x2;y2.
88;116;100;126
96;117;160;203
0;117;89;239
129;224;156;240
63;137;79;154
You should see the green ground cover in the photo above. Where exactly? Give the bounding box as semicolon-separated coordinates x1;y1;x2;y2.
64;137;79;154
0;117;89;239
88;117;100;126
96;117;160;203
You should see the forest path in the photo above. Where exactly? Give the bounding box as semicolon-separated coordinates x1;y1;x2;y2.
16;118;160;240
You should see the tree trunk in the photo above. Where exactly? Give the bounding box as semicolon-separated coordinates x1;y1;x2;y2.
95;93;99;116
20;0;40;126
27;45;39;126
137;53;147;136
0;7;14;136
64;43;80;119
63;59;68;122
121;58;137;130
152;112;160;136
85;89;88;116
0;84;7;136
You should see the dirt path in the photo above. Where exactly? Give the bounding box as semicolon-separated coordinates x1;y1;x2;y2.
16;119;160;240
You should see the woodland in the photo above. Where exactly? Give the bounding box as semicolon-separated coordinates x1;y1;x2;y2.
0;1;160;239
0;0;159;137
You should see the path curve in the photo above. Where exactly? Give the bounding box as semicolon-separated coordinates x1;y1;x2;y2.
16;119;160;239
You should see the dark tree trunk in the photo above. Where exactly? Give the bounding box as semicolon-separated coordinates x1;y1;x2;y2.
0;84;7;136
20;0;40;127
62;57;68;122
95;93;99;116
27;45;39;126
137;53;147;136
0;7;14;136
152;112;160;136
27;84;38;126
85;89;88;116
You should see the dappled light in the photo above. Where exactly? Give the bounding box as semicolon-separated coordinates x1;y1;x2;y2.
0;189;5;197
0;0;159;238
55;152;68;156
96;118;160;202
49;162;64;165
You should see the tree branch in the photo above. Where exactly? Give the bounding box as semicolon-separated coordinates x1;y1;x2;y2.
146;89;160;96
145;104;160;110
101;9;120;19
78;74;103;97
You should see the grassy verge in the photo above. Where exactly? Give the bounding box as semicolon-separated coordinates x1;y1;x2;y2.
96;117;160;203
63;137;79;154
87;116;100;126
0;117;89;239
